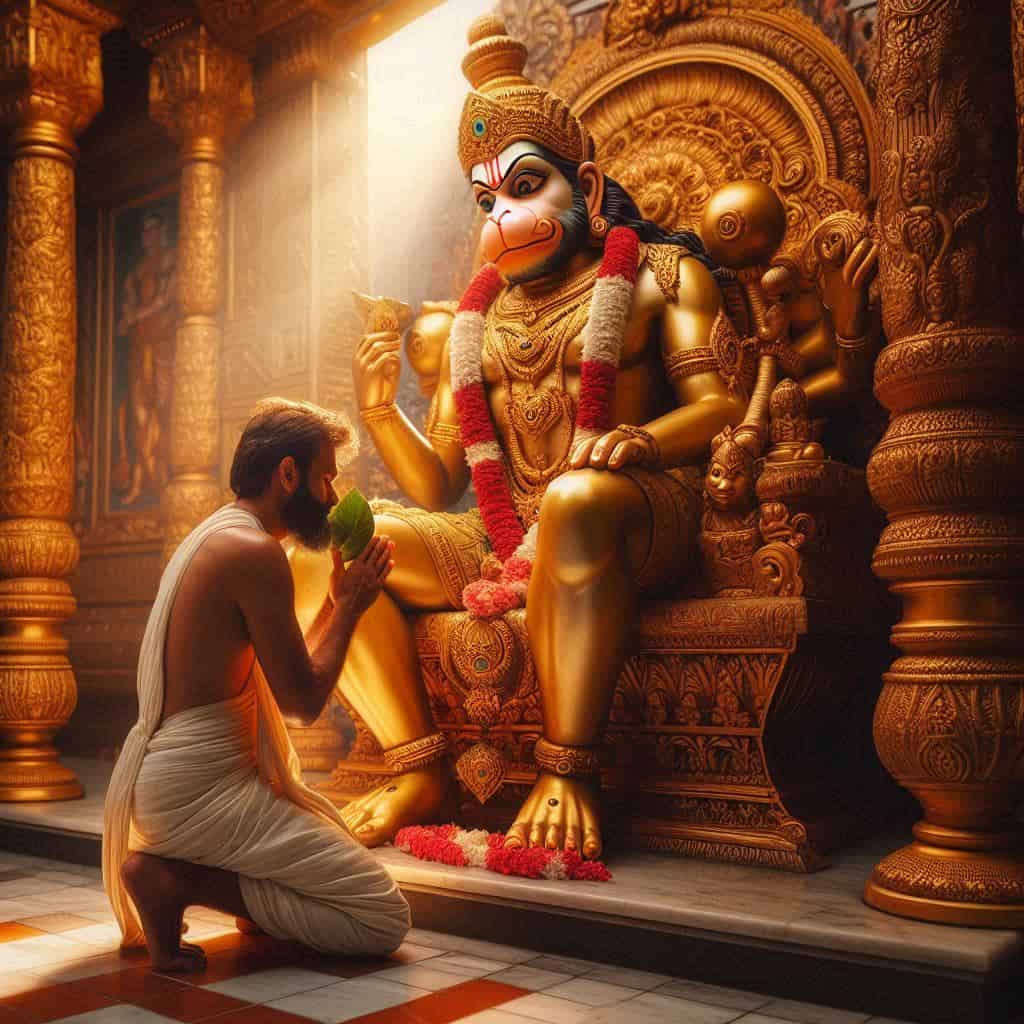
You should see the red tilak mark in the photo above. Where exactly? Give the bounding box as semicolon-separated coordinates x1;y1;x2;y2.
486;157;502;190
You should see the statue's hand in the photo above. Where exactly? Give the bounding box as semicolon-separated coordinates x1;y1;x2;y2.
570;428;655;472
817;237;878;339
353;331;402;410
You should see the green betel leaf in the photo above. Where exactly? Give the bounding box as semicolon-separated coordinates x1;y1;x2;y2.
327;488;375;561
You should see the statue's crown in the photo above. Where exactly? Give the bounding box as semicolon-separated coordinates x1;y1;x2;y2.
457;15;594;176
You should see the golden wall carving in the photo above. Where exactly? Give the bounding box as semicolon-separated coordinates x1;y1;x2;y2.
0;0;118;800
864;0;1024;927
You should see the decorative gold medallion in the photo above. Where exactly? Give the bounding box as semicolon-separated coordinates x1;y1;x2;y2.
457;741;507;804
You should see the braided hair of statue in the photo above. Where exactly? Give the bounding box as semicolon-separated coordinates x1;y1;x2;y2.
546;151;728;285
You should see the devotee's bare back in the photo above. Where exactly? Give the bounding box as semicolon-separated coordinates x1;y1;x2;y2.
162;526;268;724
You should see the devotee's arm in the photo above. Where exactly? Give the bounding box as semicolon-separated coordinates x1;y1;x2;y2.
354;333;469;509
235;536;392;724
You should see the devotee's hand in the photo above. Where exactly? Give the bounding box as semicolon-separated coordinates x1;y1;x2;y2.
330;535;395;618
354;331;402;410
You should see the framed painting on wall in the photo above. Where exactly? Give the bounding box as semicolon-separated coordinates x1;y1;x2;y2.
101;188;179;526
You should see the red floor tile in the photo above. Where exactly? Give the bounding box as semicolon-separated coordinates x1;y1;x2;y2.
0;922;46;943
0;979;120;1024
343;980;530;1024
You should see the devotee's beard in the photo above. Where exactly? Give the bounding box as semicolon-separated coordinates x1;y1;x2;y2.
283;480;333;551
505;188;591;285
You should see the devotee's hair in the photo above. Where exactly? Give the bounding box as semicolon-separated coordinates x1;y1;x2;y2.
230;398;358;499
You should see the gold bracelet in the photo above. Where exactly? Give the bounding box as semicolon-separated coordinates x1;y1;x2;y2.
834;329;870;351
614;423;661;467
383;732;448;772
360;403;398;425
534;737;601;777
428;422;462;447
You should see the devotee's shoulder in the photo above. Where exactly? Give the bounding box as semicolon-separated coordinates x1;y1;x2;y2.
197;523;292;593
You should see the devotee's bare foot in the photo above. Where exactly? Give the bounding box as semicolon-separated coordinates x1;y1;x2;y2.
505;772;603;859
121;853;207;973
341;762;451;846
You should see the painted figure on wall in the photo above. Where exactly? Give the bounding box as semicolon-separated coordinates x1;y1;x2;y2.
111;201;178;511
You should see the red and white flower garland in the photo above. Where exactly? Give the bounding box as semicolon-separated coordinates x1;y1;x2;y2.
450;227;640;619
395;824;613;882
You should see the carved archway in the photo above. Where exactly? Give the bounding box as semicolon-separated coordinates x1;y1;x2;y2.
551;7;877;260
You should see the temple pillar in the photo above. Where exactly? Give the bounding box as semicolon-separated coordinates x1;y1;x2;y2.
147;26;253;562
865;1;1024;924
0;0;118;801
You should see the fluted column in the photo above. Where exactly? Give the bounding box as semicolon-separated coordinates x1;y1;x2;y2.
865;0;1024;925
0;0;118;801
148;26;253;561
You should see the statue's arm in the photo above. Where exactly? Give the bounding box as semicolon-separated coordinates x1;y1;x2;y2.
646;258;746;464
359;336;470;511
572;257;745;472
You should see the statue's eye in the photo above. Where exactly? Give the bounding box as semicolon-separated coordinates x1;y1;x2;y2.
478;194;495;213
514;173;543;197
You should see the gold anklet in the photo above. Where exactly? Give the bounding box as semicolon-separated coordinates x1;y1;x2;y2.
383;732;448;772
534;737;600;777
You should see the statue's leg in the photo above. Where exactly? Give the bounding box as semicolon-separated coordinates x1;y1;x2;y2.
291;509;484;847
508;469;655;860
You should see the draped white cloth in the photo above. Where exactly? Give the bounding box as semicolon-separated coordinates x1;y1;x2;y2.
102;504;410;955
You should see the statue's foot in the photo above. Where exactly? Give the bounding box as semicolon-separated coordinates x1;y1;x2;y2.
505;772;603;860
341;762;450;847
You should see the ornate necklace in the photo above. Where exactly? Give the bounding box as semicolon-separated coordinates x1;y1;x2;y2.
449;227;640;618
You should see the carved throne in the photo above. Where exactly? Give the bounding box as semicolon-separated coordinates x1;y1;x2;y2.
322;3;895;871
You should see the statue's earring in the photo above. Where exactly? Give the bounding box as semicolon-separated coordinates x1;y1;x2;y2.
589;214;609;240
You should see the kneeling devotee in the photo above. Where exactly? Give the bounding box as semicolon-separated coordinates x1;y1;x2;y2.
102;398;411;972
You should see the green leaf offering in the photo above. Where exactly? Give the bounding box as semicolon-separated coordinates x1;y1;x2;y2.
328;488;375;561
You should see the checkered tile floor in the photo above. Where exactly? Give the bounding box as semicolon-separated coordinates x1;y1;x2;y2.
0;851;912;1024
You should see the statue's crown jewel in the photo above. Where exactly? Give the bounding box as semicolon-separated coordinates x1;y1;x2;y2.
457;16;594;175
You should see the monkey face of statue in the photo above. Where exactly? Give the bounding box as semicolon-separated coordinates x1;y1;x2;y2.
471;142;601;283
705;458;754;512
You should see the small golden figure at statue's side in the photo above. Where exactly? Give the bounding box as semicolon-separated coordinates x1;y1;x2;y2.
766;379;825;463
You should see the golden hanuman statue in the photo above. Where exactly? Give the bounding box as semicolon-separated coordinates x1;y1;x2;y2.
297;16;878;859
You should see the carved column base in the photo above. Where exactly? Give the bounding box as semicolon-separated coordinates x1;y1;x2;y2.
0;555;82;801
865;834;1024;928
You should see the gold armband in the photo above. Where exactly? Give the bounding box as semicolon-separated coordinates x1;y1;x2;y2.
534;737;601;777
383;732;448;772
665;346;719;382
614;424;661;467
428;422;462;447
835;329;870;351
359;403;398;425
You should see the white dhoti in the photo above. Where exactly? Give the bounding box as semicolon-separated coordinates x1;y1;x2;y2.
102;504;410;956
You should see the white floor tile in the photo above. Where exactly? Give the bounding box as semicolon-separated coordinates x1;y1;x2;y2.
0;932;85;967
754;999;871;1024
29;952;134;984
369;963;470;990
522;954;603;976
447;936;539;964
581;965;669;991
656;979;772;1012
458;1011;533;1024
46;1008;180;1024
59;923;123;950
426;952;509;976
593;995;745;1024
269;977;430;1023
203;967;341;1002
404;927;464;950
0;878;69;899
498;992;591;1024
484;965;574;992
33;870;93;886
32;888;113;911
542;977;639;1007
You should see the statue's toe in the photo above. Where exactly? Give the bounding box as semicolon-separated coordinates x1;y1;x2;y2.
528;823;545;848
564;826;580;852
582;828;602;860
505;822;528;849
545;824;562;850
